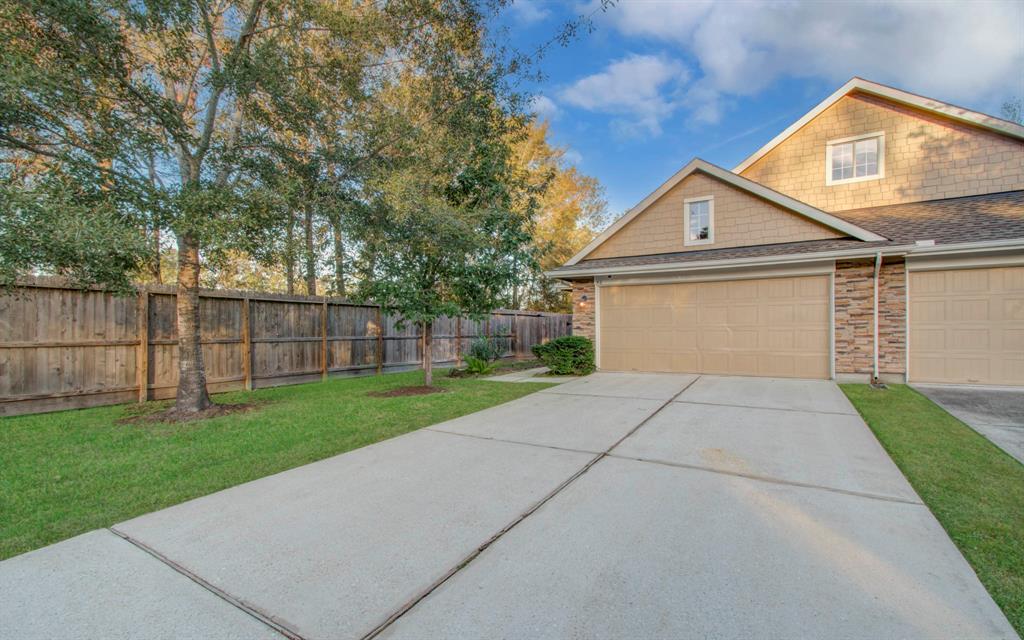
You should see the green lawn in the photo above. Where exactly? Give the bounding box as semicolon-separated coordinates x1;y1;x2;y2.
841;384;1024;634
0;371;551;561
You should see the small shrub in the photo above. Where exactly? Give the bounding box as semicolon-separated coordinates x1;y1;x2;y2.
463;355;497;375
532;336;595;375
467;337;503;362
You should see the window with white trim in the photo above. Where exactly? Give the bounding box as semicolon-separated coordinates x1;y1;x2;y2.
826;133;884;185
684;197;713;245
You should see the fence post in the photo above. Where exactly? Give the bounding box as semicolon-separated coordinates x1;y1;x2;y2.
455;317;462;366
136;287;148;403
511;312;518;358
321;299;328;381
375;307;384;375
241;297;252;390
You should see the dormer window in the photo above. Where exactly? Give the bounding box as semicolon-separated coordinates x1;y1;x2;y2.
684;196;713;245
826;132;884;185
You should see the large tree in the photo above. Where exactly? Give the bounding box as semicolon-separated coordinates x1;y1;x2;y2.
0;0;474;412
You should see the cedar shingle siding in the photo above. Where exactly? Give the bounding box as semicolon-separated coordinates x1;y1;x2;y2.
740;93;1024;212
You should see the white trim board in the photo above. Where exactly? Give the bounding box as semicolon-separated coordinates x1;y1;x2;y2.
734;77;1024;174
564;158;885;266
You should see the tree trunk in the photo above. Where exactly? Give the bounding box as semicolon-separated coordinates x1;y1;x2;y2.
174;233;212;413
332;221;345;297
285;214;296;295
422;320;433;387
304;206;316;296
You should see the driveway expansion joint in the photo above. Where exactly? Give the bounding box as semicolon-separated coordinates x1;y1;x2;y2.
606;454;925;506
107;527;303;640
673;399;858;417
361;376;702;640
426;428;601;455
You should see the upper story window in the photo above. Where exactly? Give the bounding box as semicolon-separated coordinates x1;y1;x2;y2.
826;132;885;186
684;196;713;246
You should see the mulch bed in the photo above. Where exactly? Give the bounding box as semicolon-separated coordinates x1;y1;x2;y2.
118;402;263;425
367;386;447;398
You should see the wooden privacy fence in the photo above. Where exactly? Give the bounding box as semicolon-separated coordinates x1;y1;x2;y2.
0;278;572;416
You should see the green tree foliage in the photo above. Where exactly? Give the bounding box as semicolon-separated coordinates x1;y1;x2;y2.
1;0;612;402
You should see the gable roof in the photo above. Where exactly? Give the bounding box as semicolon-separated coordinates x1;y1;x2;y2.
564;158;885;266
734;77;1024;174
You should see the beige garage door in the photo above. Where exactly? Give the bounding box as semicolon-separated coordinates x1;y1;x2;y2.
909;266;1024;385
599;275;830;379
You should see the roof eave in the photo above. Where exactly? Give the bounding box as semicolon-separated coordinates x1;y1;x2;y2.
549;237;1024;280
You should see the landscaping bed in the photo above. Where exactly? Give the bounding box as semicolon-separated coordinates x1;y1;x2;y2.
841;384;1024;634
0;370;551;561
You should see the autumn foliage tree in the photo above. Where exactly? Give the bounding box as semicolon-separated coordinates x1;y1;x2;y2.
510;120;608;311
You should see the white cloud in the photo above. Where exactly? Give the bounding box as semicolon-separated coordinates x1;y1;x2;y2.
593;0;1024;119
509;0;551;24
560;54;689;137
563;148;584;165
529;95;560;121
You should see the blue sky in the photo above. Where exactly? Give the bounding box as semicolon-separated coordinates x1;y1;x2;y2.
493;0;1024;217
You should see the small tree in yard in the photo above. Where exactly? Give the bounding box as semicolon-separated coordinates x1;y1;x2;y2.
352;38;536;386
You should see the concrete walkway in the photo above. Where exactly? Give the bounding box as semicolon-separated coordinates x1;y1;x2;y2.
914;384;1024;466
1;374;1017;639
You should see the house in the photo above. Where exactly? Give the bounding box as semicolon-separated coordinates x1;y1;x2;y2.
549;78;1024;385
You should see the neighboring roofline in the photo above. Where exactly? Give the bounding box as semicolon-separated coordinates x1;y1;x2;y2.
733;77;1024;174
564;158;885;266
548;237;1024;279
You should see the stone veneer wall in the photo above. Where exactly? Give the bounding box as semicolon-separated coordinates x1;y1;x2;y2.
834;258;906;377
571;279;595;340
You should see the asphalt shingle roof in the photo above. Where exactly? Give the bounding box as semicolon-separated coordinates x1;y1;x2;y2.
833;190;1024;244
555;190;1023;273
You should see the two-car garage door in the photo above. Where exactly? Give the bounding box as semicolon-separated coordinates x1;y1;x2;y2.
909;266;1024;385
599;275;830;379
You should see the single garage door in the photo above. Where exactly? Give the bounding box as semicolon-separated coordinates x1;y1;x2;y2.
599;275;830;378
909;266;1024;385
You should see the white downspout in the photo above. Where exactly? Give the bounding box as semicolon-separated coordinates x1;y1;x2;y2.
872;251;882;383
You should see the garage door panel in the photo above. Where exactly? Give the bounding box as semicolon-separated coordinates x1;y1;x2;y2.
950;329;990;351
767;305;795;323
766;278;794;298
727;305;759;325
728;280;759;299
950;270;990;293
795;329;828;351
912;300;946;321
672;306;698;324
729;330;760;349
768;329;795;350
699;305;728;324
1005;298;1024;321
910;266;1024;385
949;299;991;322
599;275;829;379
796;303;828;324
650;307;674;327
1005;329;1024;351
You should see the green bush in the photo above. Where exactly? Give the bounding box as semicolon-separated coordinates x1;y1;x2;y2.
463;355;497;375
531;335;595;375
467;337;503;362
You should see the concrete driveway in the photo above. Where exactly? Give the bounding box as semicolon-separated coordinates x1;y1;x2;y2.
914;384;1024;465
1;374;1016;639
